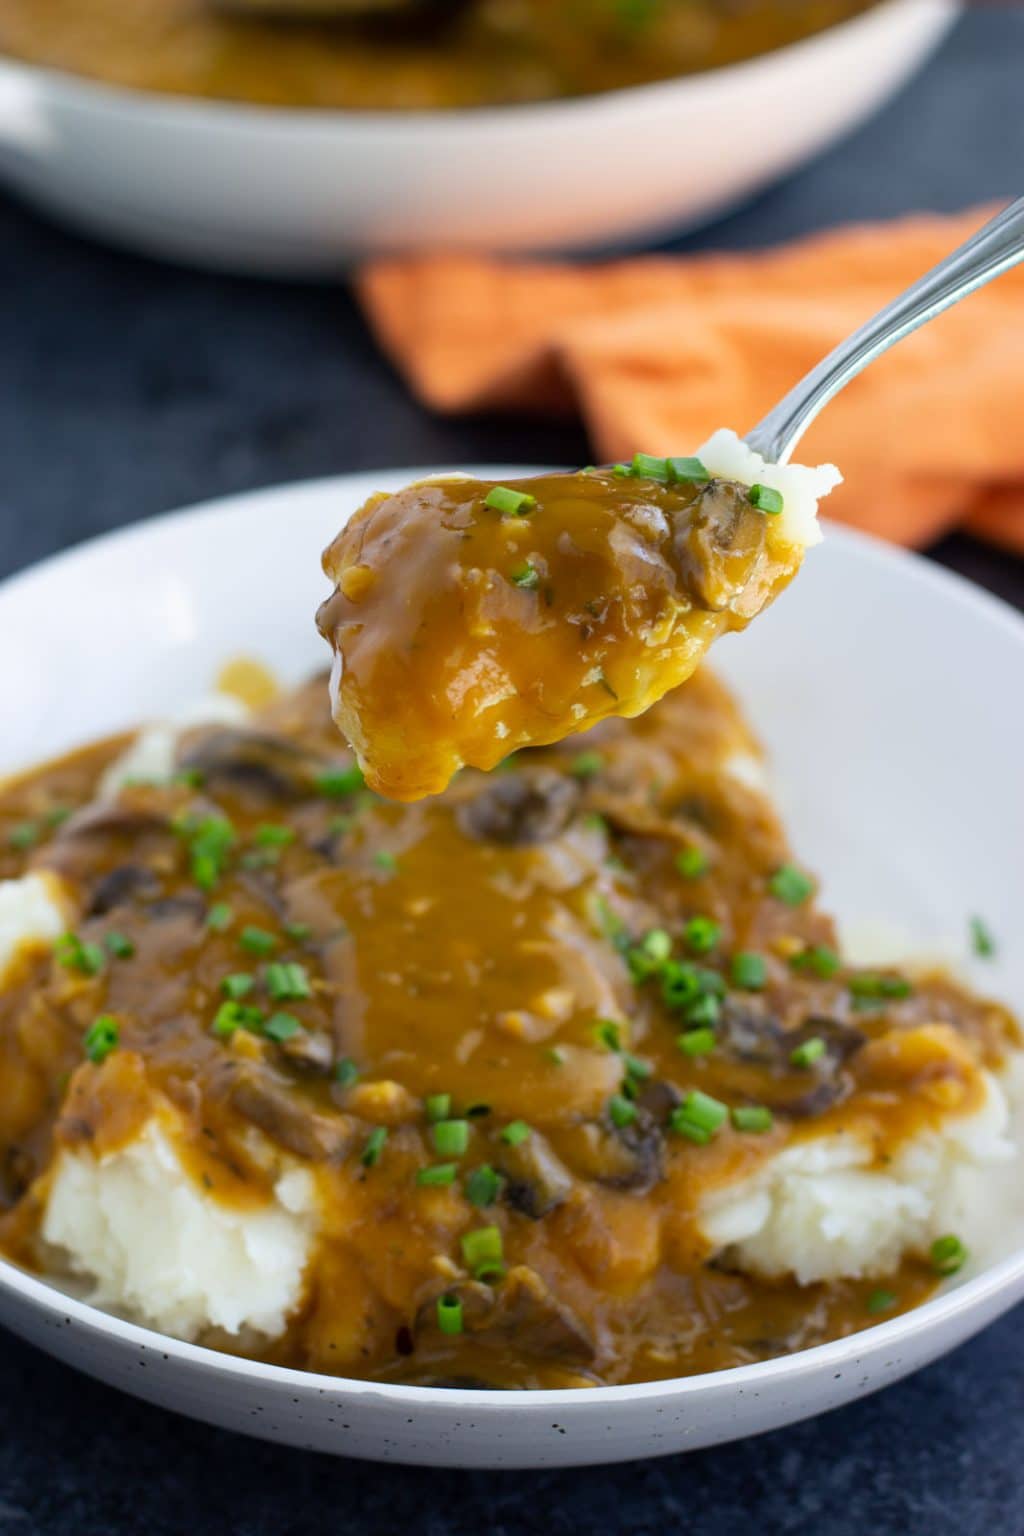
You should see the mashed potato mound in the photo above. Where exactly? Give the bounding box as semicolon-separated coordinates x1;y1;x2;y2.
699;1070;1016;1284
698;428;841;550
100;691;250;798
0;871;70;982
42;1118;318;1341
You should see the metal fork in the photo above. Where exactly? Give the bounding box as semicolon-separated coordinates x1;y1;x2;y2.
745;196;1024;465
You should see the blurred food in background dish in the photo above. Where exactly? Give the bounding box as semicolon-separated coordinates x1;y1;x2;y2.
0;0;878;109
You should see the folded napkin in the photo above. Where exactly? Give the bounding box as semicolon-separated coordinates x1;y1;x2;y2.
358;207;1024;552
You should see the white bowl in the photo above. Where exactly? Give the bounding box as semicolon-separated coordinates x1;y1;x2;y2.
1;466;1022;1467
0;0;956;276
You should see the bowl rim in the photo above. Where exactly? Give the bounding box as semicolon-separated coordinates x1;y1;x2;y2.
0;0;958;133
0;461;1022;1413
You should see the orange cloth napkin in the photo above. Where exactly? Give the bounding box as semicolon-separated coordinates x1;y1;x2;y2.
358;207;1024;552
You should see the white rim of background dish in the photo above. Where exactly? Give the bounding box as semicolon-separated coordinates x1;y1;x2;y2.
0;0;957;130
0;463;1021;1412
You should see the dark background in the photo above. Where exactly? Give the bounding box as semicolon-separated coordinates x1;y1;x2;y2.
2;8;1024;1532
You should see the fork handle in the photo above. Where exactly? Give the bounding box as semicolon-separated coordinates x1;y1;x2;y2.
745;196;1024;465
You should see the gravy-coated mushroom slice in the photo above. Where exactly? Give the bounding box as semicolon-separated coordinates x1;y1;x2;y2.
317;432;839;800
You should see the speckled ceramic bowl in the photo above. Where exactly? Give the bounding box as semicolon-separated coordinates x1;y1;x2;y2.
0;0;957;275
0;468;1022;1466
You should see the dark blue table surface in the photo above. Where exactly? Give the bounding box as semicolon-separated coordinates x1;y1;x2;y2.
2;11;1023;1532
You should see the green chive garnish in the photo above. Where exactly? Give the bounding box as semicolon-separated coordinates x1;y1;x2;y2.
207;902;233;932
105;932;135;960
284;922;312;943
465;1165;503;1207
436;1294;464;1335
511;564;539;590
631;452;670;482
373;851;398;873
239;926;277;957
316;766;365;799
179;815;235;891
55;932;105;977
7;821;39;851
417;1163;458;1187
866;1288;898;1315
333;1057;359;1087
790;944;840;979
83;1014;119;1064
608;1093;637;1129
500;1120;531;1146
731;951;767;990
264;1011;303;1042
790;1036;826;1069
684;916;721;955
221;972;254;999
682;992;721;1028
594;1019;623;1052
667;455;710;484
671;1090;728;1144
264;961;312;1002
426;1093;452;1123
461;1226;503;1270
432;1119;470;1157
768;864;814;906
748;483;784;515
360;1127;388;1168
848;972;912;1007
930;1234;967;1276
570;750;604;780
970;916;996;958
678;1027;716;1057
731;1105;774;1134
212;1000;264;1037
484;486;536;517
254;824;295;848
675;846;710;879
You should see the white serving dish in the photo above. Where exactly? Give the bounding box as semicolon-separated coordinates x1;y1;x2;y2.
0;0;956;276
0;465;1021;1467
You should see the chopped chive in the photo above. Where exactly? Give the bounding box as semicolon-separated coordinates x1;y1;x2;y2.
7;821;39;851
432;1119;470;1157
360;1126;388;1168
461;1226;503;1270
55;932;105;977
790;1036;826;1069
264;1011;302;1042
848;972;912;1005
748;483;784;515
510;563;540;590
970;916;996;959
672;1091;728;1142
484;485;536;517
221;972;255;1000
612;462;631;477
866;1288;898;1316
678;1027;716;1057
436;1294;464;1335
45;806;72;828
241;847;280;871
623;1053;652;1081
594;1019;623;1052
661;960;702;1011
790;944;840;979
373;851;398;873
239;926;277;957
212;1000;264;1038
667;455;710;484
500;1120;531;1146
105;932;135;960
570;750;604;781
83;1014;119;1064
333;1057;359;1087
609;1093;637;1129
207;902;233;932
179;815;235;891
316;765;365;799
731;1105;774;1134
641;928;672;963
284;922;312;942
930;1234;967;1276
768;864;815;906
684;916;721;955
465;1165;503;1207
631;452;670;482
264;961;312;1002
254;824;295;848
545;1046;566;1066
417;1163;458;1187
682;992;721;1028
426;1093;452;1123
731;951;767;990
675;846;710;879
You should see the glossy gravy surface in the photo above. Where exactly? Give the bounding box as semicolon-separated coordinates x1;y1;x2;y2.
0;670;1015;1388
318;468;804;800
0;0;875;109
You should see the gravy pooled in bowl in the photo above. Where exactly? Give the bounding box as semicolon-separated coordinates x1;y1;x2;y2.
0;666;1018;1389
317;432;839;800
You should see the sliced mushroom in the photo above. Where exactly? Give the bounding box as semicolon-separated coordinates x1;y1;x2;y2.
276;1029;334;1075
673;481;768;613
417;1266;594;1365
717;1001;866;1117
497;1131;574;1219
176;728;333;802
230;1071;352;1160
87;863;161;916
561;1111;664;1194
456;768;580;846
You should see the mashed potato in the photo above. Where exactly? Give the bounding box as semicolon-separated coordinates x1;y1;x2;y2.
42;1110;318;1341
100;691;250;798
0;870;71;983
699;1068;1018;1284
698;428;841;549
